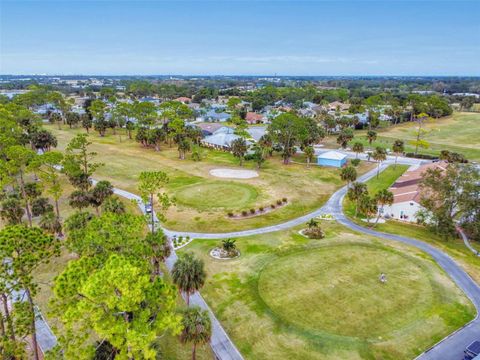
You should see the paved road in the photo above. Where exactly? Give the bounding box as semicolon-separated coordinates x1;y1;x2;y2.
113;186;243;360
108;156;480;360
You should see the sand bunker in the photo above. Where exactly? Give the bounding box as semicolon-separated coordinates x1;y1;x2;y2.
209;168;259;179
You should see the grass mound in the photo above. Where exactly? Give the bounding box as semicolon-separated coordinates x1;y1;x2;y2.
258;244;436;338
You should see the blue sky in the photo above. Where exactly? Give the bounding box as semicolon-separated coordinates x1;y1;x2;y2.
1;1;479;75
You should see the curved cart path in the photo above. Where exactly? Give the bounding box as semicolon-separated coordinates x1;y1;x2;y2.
108;157;480;360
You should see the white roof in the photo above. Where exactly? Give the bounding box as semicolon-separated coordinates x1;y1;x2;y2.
317;150;347;160
201;133;240;148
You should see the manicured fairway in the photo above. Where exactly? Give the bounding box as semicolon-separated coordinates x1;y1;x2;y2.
182;223;475;359
361;112;480;161
174;182;258;210
258;244;434;338
46;125;375;232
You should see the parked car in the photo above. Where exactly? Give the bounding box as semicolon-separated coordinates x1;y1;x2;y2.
145;201;152;214
464;340;480;360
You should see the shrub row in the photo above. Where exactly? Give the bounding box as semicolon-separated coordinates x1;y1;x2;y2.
227;198;288;218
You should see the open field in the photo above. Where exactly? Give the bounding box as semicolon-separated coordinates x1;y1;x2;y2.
343;165;480;284
324;112;480;161
181;222;475;359
46;124;374;233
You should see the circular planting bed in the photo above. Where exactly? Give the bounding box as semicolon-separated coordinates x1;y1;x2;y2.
209;168;259;179
257;244;436;339
174;182;258;210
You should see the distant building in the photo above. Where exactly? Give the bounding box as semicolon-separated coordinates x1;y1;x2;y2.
317;151;347;168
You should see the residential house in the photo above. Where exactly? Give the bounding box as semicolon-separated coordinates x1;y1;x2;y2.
175;97;192;104
328;101;350;112
245;112;266;124
201;127;242;150
381;161;448;222
195;123;234;137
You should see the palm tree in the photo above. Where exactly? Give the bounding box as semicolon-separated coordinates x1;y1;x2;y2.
340;166;357;187
231;138;248;166
372;147;387;178
180;306;212;360
177;137;191;160
145;230;172;277
352;142;364;158
304;146;315;168
366;130;377;148
374;189;394;226
358;195;378;226
307;218;318;228
347;182;368;217
392;139;404;169
172;253;206;306
221;238;237;253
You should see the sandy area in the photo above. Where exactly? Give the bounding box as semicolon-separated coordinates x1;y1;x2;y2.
209;168;259;179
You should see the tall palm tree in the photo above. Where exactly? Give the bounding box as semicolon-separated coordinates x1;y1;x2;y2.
304;146;315;168
180;306;212;360
172;253;206;306
372;147;387;178
358;195;378;226
366;130;377;148
352;142;364;159
374;189;394;226
340;166;357;187
145;230;172;277
347;182;368;217
392;139;404;169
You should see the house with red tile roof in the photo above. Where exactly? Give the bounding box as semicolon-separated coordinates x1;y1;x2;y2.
381;161;448;222
245;112;266;124
174;97;191;104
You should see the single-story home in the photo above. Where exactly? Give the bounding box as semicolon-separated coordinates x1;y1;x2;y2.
317;151;347;168
381;161;448;223
175;97;192;104
204;110;231;122
201;132;241;150
328;101;350;112
195;123;234;136
245;112;266;124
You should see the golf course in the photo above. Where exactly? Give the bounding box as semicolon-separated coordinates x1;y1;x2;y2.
181;223;475;360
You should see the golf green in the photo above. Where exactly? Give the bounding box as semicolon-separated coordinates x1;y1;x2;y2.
174;182;259;210
258;244;436;338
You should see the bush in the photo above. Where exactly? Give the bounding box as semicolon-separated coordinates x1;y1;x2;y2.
250;208;255;214
303;227;325;239
241;210;248;216
227;212;234;217
276;199;282;205
186;236;190;240
282;197;287;203
271;204;276;209
259;206;264;212
179;236;183;242
405;152;439;160
351;158;361;167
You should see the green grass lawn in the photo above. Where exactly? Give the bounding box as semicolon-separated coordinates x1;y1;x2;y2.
343;165;480;284
323;112;480;161
46;124;375;233
174;181;259;211
181;222;474;360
